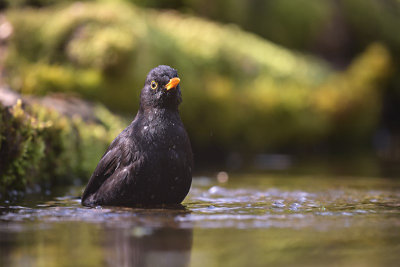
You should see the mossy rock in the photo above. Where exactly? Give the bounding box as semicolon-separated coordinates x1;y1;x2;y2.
0;88;126;194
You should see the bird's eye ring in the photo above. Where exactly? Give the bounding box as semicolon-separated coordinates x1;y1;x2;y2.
151;81;158;90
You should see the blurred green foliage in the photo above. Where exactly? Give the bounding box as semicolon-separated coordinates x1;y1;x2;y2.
4;2;391;155
6;0;398;66
0;0;88;8
130;0;400;115
129;0;400;57
0;98;125;193
182;0;332;50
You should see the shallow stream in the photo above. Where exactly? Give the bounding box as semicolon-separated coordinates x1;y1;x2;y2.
1;174;399;266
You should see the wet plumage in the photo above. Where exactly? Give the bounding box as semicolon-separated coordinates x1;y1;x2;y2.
81;65;193;207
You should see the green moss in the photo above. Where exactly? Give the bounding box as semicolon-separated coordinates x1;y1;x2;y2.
0;98;125;194
0;100;43;190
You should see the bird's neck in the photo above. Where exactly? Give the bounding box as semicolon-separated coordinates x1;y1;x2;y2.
140;107;180;123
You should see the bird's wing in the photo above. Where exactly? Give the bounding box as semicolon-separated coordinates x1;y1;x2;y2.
81;133;137;203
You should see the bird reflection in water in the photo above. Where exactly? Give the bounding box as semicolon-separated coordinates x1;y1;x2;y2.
102;206;193;267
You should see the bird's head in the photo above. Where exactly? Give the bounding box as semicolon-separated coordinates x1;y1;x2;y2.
140;65;182;110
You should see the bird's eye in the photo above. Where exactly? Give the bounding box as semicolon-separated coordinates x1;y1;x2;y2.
151;81;158;90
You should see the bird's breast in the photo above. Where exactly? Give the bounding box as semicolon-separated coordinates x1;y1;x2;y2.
140;118;186;148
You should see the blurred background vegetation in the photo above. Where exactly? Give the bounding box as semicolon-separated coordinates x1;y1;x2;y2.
0;0;399;193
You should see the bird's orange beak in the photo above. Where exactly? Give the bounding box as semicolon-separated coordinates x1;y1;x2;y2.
165;77;180;91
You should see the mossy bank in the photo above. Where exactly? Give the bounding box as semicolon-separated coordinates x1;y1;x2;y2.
0;89;126;196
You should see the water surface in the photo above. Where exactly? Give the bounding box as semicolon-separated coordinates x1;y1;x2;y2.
1;174;399;266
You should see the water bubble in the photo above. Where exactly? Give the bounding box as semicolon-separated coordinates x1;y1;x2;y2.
298;196;307;203
289;203;301;211
208;186;222;195
272;201;285;208
217;171;229;183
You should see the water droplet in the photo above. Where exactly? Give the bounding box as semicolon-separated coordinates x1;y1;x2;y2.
208;186;223;195
217;171;229;183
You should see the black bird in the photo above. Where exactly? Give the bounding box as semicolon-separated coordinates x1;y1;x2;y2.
81;65;193;207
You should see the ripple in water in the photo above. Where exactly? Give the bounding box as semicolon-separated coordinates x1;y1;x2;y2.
0;176;399;231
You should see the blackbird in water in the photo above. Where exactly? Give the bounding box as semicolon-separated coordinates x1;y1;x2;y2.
81;65;193;207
